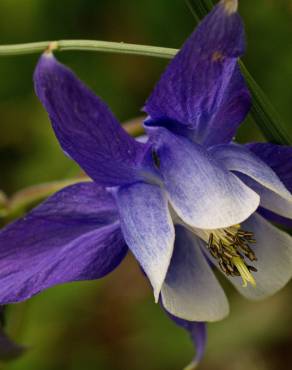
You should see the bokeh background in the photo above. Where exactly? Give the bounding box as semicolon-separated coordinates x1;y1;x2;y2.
0;0;291;369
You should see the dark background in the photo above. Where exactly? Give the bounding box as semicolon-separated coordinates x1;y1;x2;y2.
0;0;291;369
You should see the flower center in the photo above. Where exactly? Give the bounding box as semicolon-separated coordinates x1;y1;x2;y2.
204;224;257;287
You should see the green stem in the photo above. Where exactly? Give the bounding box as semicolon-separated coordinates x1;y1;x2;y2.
1;178;89;223
0;40;177;59
0;21;290;145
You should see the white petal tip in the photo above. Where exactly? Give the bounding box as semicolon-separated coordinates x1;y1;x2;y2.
221;0;238;15
154;290;160;303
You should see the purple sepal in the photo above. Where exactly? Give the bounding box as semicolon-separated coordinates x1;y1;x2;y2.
0;182;127;304
202;65;251;146
144;3;250;146
34;54;149;186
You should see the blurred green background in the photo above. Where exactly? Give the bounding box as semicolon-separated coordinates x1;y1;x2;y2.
0;0;291;369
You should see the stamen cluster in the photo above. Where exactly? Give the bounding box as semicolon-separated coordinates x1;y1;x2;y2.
207;225;257;281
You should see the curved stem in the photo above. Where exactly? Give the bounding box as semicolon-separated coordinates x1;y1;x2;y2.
0;38;290;145
0;40;177;59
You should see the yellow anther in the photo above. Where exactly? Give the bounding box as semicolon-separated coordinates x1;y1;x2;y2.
186;221;258;287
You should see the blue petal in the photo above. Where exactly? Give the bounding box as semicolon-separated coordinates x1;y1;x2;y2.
114;182;175;301
161;226;229;321
211;144;291;196
211;144;292;219
246;143;292;225
165;310;207;370
210;144;292;201
149;128;259;229
34;54;149;186
144;2;250;146
226;213;292;299
247;143;292;193
244;181;292;220
0;183;127;304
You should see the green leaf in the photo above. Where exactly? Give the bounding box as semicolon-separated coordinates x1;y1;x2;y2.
185;0;292;145
185;0;213;22
239;62;291;144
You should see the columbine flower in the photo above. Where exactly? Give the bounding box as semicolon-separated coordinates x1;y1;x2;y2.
0;0;291;367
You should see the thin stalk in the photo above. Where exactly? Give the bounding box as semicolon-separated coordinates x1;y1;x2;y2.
0;40;177;59
0;6;290;144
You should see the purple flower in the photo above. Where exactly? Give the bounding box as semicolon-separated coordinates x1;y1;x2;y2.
0;0;292;366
